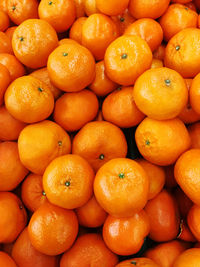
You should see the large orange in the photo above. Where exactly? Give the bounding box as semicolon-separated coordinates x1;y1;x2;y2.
173;248;200;266
0;252;17;267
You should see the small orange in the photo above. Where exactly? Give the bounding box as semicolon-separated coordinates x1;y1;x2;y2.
187;204;200;241
58;38;78;46
115;258;159;267
153;43;166;60
0;31;12;54
0;63;11;106
173;248;200;266
69;17;87;44
111;9;136;35
74;0;85;17
151;58;163;69
190;73;200;114
188;122;200;149
5;26;17;41
0;252;17;267
0;10;10;31
83;0;100;16
96;0;129;16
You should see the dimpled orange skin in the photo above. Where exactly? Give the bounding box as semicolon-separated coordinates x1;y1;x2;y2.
94;158;149;217
38;0;76;33
135;118;191;166
103;211;150;256
188;122;200;149
133;67;188;120
164;28;200;78
18;120;71;175
0;32;12;54
96;0;129;16
188;205;200;241
173;248;200;267
0;252;17;267
104;35;152;86
47;43;95;92
190;73;200;115
5;76;54;123
28;202;79;256
69;17;87;44
0;63;11;106
12;19;58;69
115;257;159;267
175;149;200;206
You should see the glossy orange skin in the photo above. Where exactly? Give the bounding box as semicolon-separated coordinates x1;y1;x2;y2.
0;31;12;54
18;120;71;175
69;17;87;44
190;73;200;114
12;19;58;69
5;26;17;41
53;89;99;132
153;44;166;60
144;190;180;242
12;228;58;267
76;195;107;228
102;87;145;128
72;121;127;172
38;0;76;33
47;43;95;92
5;76;54;123
104;35;152;86
96;0;129;16
151;58;163;69
159;4;198;42
178;219;196;242
82;14;118;60
0;63;11;106
103;211;150;255
0;106;26;141
124;18;163;52
89;60;118;97
60;233;118;267
0;252;17;267
175;187;193;218
74;0;85;17
7;0;38;25
188;122;200;148
187;205;200;241
83;0;100;16
175;149;200;206
0;10;9;31
0;192;27;243
115;258;159;267
111;9;136;35
28;202;78;256
165;28;200;78
129;0;170;19
173;248;200;266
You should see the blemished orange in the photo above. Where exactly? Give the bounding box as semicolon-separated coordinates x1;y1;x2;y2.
12;19;58;69
164;28;200;78
21;173;48;212
43;154;95;209
115;258;159;267
12;228;58;267
0;252;17;267
159;4;198;42
144;190;180;242
5;26;17;41
133;67;188;120
89;60;118;97
5;76;54;123
0;10;10;31
151;58;163;69
38;0;76;33
76;195;107;228
102;86;145;128
153;43;166;60
72;121;127;172
0;106;26;141
83;0;100;16
60;233;118;267
0;192;27;243
74;0;85;17
124;18;163;52
174;149;200;206
135;158;165;200
6;0;38;25
18;120;71;175
0;63;11;106
188;122;200;149
129;0;170;19
94;158;149;217
28;202;78;256
82;13;118;60
175;187;193;218
47;43;95;92
190;73;200;114
0;31;12;54
103;211;150;255
69;17;87;44
96;0;129;16
188;205;200;241
111;9;136;35
173;248;200;266
104;35;152;86
53;89;99;132
135;117;191;166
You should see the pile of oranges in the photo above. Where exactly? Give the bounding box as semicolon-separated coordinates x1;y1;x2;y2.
1;0;200;266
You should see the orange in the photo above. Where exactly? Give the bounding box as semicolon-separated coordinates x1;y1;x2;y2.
0;192;27;243
190;73;200;114
5;26;17;41
173;248;200;266
72;121;127;172
102;86;145;128
83;0;100;16
0;63;11;106
82;14;118;60
0;0;7;13
96;0;129;16
135;117;191;166
111;9;136;35
60;233;118;267
124;18;163;52
115;258;159;267
94;158;149;217
21;173;48;212
12;228;58;267
53;89;99;132
69;17;87;44
6;0;38;25
133;67;188;120
89;60;118;97
144;190;180;242
164;28;200;78
178;219;196;242
5;76;54;123
159;4;198;42
28;202;78;256
12;19;58;69
129;0;170;19
0;106;26;141
185;2;197;11
18;120;71;175
43;154;94;209
0;31;12;54
187;204;200;241
76;195;107;228
151;58;164;69
188;122;200;148
74;0;85;17
104;35;152;86
103;210;150;255
47;43;95;92
0;10;9;31
38;0;76;33
175;187;193;218
174;149;200;206
0;252;17;267
58;38;78;46
153;43;166;60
